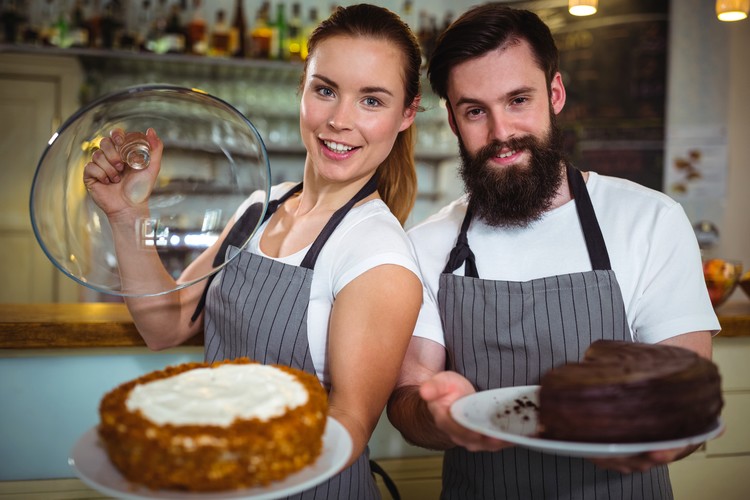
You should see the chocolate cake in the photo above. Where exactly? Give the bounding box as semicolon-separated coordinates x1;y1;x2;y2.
98;358;328;492
538;340;722;443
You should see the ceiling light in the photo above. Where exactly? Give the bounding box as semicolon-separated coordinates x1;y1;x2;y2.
569;0;598;17
716;0;749;21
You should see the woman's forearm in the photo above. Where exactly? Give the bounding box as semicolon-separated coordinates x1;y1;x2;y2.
108;209;201;348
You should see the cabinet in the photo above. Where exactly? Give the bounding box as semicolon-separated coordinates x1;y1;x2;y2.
0;53;83;303
668;335;750;499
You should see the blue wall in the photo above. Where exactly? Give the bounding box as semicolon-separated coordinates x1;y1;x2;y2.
0;349;203;480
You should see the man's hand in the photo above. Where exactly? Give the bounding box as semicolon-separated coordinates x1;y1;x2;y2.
590;444;703;474
420;371;513;452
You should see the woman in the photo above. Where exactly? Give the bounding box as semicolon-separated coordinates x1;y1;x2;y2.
83;4;424;498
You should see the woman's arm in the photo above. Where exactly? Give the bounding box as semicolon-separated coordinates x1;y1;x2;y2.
83;128;231;349
326;264;422;466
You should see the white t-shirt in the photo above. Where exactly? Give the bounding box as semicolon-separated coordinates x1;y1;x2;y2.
408;171;720;347
235;183;421;386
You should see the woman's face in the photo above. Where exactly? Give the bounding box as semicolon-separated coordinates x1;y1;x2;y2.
299;35;416;185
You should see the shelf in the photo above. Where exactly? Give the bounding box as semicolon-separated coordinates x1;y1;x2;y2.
1;43;457;163
0;43;303;78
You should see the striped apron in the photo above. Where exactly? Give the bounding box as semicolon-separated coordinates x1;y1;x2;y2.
202;175;381;500
438;166;673;499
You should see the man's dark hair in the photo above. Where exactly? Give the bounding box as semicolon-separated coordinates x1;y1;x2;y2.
427;3;559;101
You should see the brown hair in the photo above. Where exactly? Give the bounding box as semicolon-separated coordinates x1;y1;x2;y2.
428;3;559;102
303;3;422;225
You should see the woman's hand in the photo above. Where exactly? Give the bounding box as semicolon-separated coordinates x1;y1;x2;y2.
83;128;163;216
420;371;514;452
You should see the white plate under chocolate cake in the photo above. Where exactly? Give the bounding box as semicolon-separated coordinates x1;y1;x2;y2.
538;340;723;443
98;358;328;492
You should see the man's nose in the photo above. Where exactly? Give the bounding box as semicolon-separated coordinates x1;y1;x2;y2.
488;113;515;143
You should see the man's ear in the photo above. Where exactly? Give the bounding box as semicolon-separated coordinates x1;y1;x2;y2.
446;102;458;137
550;72;566;115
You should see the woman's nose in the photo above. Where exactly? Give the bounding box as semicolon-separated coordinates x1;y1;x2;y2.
327;105;353;131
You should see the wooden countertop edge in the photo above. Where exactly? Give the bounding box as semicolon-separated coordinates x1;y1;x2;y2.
0;301;748;349
0;303;203;349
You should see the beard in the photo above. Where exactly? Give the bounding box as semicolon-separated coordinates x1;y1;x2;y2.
458;115;567;228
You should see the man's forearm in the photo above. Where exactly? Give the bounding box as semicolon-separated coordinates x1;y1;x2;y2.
387;385;455;451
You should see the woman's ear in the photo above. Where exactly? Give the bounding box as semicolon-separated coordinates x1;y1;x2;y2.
399;95;420;132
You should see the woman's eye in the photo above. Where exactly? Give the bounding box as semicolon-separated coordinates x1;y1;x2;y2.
316;86;335;97
364;97;382;107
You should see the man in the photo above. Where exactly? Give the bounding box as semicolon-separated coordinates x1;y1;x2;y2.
387;3;719;499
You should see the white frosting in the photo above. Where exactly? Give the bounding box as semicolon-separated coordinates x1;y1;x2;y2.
126;364;309;426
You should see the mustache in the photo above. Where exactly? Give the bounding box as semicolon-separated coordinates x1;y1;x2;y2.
473;136;543;165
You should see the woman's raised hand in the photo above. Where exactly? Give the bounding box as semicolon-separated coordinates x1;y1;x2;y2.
83;128;163;215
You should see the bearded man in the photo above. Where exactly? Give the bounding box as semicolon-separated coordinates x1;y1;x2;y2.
387;4;719;499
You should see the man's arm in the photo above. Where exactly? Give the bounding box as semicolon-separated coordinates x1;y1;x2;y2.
658;330;712;359
387;337;511;452
387;337;453;450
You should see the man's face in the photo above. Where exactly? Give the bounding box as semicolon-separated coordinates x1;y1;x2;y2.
457;115;565;227
445;39;568;227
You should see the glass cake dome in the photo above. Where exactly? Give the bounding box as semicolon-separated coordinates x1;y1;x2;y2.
30;84;271;297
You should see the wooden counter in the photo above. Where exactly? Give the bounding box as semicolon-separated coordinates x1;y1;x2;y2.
0;303;202;349
0;300;748;349
713;300;750;337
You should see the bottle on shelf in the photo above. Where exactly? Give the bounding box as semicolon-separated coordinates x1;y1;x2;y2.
47;2;71;48
20;1;39;45
286;2;302;61
186;0;207;55
135;0;153;51
37;0;57;46
116;0;141;51
209;9;231;57
270;2;287;61
0;0;23;44
144;0;169;53
68;0;89;48
250;1;272;59
99;1;123;50
300;6;319;60
230;0;247;58
163;2;186;53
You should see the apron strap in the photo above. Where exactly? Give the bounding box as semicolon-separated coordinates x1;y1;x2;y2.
192;173;379;321
191;183;304;322
567;165;611;270
299;172;380;269
442;203;479;278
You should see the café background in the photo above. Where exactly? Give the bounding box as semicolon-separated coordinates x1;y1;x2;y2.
1;0;749;498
